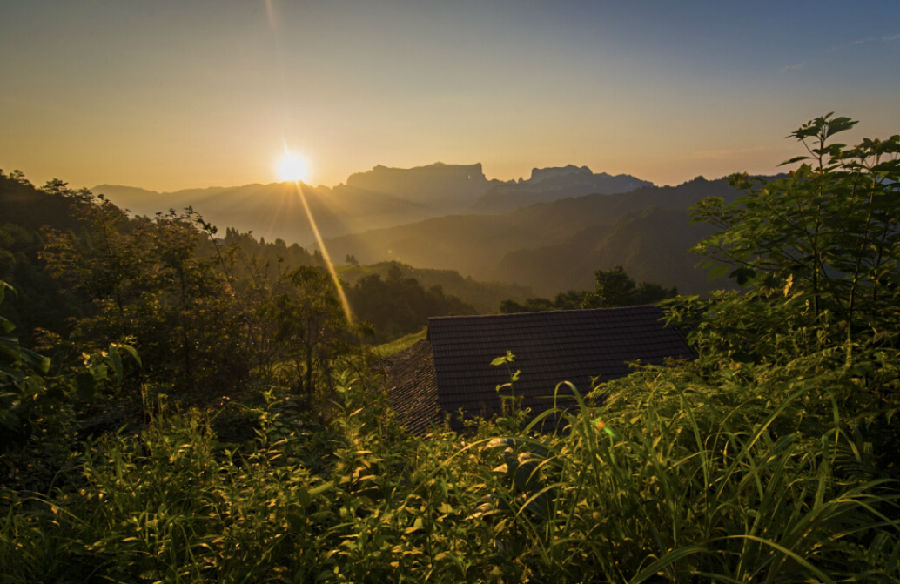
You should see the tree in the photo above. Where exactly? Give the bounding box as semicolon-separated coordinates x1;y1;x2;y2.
347;269;474;342
1;279;138;489
38;186;136;336
499;266;676;313
40;195;250;399
586;266;677;307
690;113;899;357
265;266;354;408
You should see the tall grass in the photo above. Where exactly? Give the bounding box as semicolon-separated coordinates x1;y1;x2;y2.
370;327;427;359
2;353;898;582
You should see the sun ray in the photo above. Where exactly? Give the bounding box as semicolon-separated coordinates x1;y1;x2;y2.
273;148;351;323
290;181;355;325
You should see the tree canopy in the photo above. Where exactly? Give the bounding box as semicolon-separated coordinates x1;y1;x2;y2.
500;265;676;313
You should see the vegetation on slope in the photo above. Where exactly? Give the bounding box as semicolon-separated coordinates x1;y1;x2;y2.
499;265;677;313
324;176;740;296
347;264;475;343
340;260;530;314
1;114;898;582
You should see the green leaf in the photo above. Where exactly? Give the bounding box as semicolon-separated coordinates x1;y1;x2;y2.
0;337;49;373
404;517;424;534
628;546;708;583
872;159;900;173
90;362;109;383
0;279;13;304
490;350;515;367
779;155;807;166
824;116;857;138
76;371;96;400
729;267;756;285
723;535;834;583
111;343;141;367
308;481;334;497
107;348;124;381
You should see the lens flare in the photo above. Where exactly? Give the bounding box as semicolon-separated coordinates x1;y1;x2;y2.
290;181;354;325
277;150;310;183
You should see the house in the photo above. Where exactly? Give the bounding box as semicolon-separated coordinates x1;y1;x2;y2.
383;305;694;434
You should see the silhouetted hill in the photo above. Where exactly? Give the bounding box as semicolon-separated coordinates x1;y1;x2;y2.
471;165;653;213
93;182;429;244
0;176;87;233
324;177;741;296
93;168;740;297
346;163;492;213
94;163;659;245
496;206;719;296
339;261;530;313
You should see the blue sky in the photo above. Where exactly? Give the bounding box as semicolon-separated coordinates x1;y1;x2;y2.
1;0;897;190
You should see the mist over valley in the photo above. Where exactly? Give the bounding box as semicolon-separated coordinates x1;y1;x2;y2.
95;163;732;297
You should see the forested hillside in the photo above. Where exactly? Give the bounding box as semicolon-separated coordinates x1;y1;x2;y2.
93;182;430;246
499;265;678;313
340;261;530;313
326;176;740;295
0;174;478;387
94;164;719;297
471;165;652;213
95;163;657;270
496;206;715;295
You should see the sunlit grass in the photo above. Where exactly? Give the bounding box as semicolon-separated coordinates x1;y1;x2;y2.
370;327;427;358
3;353;897;582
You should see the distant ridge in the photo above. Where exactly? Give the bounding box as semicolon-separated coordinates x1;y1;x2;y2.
92;182;428;244
345;162;491;212
93;162;656;245
471;165;653;213
92;165;734;299
323;176;740;297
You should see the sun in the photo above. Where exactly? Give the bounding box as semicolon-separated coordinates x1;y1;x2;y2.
276;150;311;183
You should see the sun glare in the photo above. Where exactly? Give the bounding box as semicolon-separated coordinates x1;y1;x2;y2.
276;150;310;183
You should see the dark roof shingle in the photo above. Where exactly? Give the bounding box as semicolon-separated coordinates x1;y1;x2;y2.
427;305;693;426
385;306;693;433
383;339;442;434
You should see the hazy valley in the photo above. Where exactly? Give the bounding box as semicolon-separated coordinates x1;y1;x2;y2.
95;164;734;297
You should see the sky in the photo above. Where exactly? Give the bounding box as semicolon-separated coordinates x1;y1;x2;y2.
1;0;898;192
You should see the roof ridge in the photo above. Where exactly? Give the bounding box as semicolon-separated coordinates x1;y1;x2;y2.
428;304;662;323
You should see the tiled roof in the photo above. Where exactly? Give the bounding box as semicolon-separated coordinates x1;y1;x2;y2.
383;339;443;434
427;305;693;427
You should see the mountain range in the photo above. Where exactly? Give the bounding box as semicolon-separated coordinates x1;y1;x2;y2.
94;163;650;244
92;182;428;246
323;177;739;296
473;165;652;214
94;164;740;299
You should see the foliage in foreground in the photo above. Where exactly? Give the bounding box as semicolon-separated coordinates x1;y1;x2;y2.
2;349;898;583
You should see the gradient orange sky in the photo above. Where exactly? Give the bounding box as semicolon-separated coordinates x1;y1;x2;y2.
2;1;898;191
